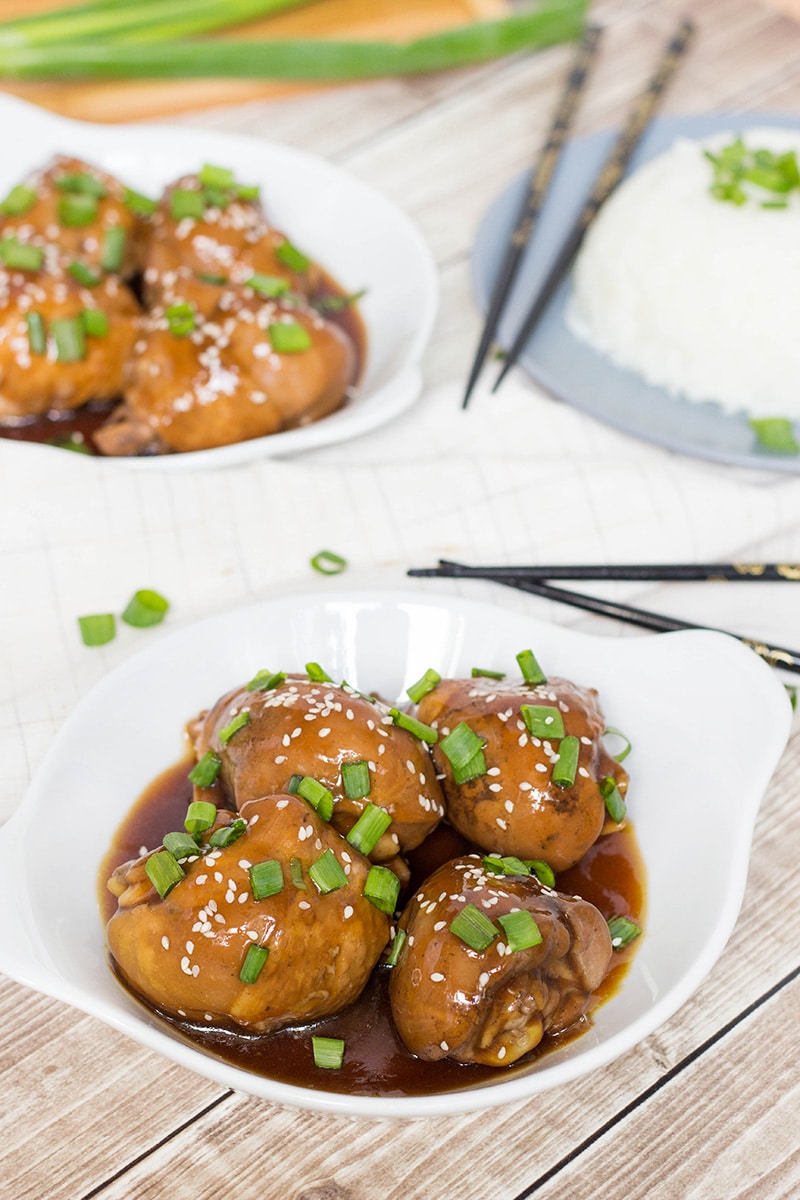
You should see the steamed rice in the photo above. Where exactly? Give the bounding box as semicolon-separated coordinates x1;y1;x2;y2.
567;127;800;418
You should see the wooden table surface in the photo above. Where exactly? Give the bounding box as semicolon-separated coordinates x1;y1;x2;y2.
2;1;800;1197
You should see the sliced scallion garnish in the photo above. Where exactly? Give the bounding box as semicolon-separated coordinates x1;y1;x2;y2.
276;239;310;273
165;302;195;337
121;588;169;628
268;321;312;353
552;735;579;788
471;666;506;680
309;549;347;575
296;776;334;822
199;163;235;189
247;272;289;298
55;171;107;198
25;311;46;355
312;288;366;313
524;859;555;888
305;661;333;682
341;760;371;801
450;903;498;952
347;803;391;856
482;855;506;875
308;848;348;894
81;308;109;337
286;774;303;794
239;942;269;984
516;648;546;685
607;915;642;949
245;668;286;692
406;668;441;704
101;225;126;272
385;927;406;966
0;239;44;270
163;831;201;860
59;192;98;227
749;417;800;456
145;849;184;898
312;1036;344;1070
218;710;250;744
389;708;439;744
603;726;632;763
289;856;307;891
208;817;247;848
68;260;100;287
249;858;284;900
196;271;227;285
499;855;530;876
188;752;221;789
439;722;487;784
77;612;115;646
497;909;542;952
124;187;157;217
0;184;36;216
184;798;217;832
363;864;400;913
170;188;205;221
521;703;565;740
600;775;626;823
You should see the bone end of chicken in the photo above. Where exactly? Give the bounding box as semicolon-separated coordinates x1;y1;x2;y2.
417;676;627;872
388;856;612;1067
106;793;391;1031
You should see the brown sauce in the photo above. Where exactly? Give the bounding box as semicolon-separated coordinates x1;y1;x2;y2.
0;272;366;456
99;757;646;1097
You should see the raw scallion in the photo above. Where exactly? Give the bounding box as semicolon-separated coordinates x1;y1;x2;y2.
498;909;542;952
249;858;283;900
165;301;195;337
312;1035;344;1070
59;191;98;227
101;225;126;272
516;648;546;685
289;856;306;890
603;726;632;763
275;239;310;272
552;735;579;788
599;775;626;823
68;260;100;287
389;708;439;744
521;703;565;740
309;549;347;575
312;288;365;313
347;803;391;857
184;798;217;832
305;661;333;682
450;903;498;952
0;184;36;215
239;942;269;984
199;162;235;188
406;667;441;704
0;239;44;270
247;272;289;297
385;927;406;966
208;817;247;847
121;588;169;627
524;858;555;888
439;722;487;784
749;417;800;455
286;773;303;794
81;308;109;337
245;668;286;692
341;760;371;800
296;775;334;821
124;186;157;216
308;847;348;894
163;830;201;860
218;710;250;744
363;864;400;913
268;320;311;353
188;753;221;789
170;187;205;221
471;666;506;680
25;311;46;355
77;612;115;646
55;171;107;197
145;848;184;898
52;316;86;361
607;915;642;949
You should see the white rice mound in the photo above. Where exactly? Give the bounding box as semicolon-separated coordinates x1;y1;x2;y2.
567;127;800;417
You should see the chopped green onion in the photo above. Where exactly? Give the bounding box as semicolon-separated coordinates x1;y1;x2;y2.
385;927;406;966
552;735;579;788
208;817;247;848
312;1036;344;1070
121;588;169;628
145;849;184;898
786;685;797;711
603;726;632;763
25;311;46;355
162;831;201;860
607;915;642;949
0;184;36;216
249;858;284;900
450;903;498;952
312;288;366;313
165;301;195;337
498;909;542;952
245;668;286;692
199;162;235;189
309;549;347;575
499;855;530;876
471;666;506;680
296;776;334;822
170;188;205;221
524;859;555;888
347;803;391;856
124;187;158;217
305;661;333;682
59;192;98;227
289;856;307;890
388;708;439;744
276;239;310;273
268;321;312;353
234;183;261;201
218;710;250;744
52;316;86;362
341;760;371;800
239;942;269;984
0;238;44;270
363;864;400;913
50;433;90;454
203;185;232;210
406;668;441;704
196;271;227;285
749;417;800;456
55;171;107;197
286;774;303;795
247;272;289;297
68;259;100;287
600;775;626;823
184;798;217;833
77;612;115;646
101;225;126;272
439;722;486;771
521;703;565;740
481;855;506;874
188;753;221;789
516;648;546;685
452;748;487;784
81;308;109;337
308;847;348;894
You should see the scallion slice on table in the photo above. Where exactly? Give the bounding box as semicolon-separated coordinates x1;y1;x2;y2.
312;1036;345;1070
310;549;347;575
239;942;269;984
121;588;169;627
347;804;391;857
450;903;498;952
188;753;221;789
363;865;400;914
749;417;800;455
145;848;184;898
77;612;115;646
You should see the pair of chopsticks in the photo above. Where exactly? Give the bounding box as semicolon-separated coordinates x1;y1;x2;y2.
463;16;695;408
407;560;800;676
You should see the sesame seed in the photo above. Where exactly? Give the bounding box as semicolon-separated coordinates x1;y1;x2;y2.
161;936;170;950
186;940;194;954
343;905;354;920
430;972;445;982
276;799;289;809
299;900;311;910
214;872;223;883
195;874;208;885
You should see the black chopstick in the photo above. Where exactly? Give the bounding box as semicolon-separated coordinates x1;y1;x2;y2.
491;17;695;396
407;561;800;676
408;561;800;583
462;24;603;411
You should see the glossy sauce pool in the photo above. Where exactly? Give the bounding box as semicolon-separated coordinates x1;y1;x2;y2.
99;758;646;1097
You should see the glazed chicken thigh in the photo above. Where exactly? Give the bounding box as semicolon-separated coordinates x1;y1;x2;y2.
389;856;612;1066
107;792;391;1031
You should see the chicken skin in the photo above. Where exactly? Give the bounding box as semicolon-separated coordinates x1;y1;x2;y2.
416;674;627;872
94;288;355;455
191;675;445;860
106;792;391;1031
388;856;612;1066
0;250;140;421
0;155;148;279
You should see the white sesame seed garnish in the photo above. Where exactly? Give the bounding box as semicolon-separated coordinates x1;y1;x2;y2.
161;936;170;950
497;1046;507;1060
195;874;208;885
214;872;223;883
430;972;445;982
299;900;311;911
343;905;354;920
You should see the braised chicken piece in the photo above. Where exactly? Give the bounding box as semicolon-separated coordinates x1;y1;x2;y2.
142;170;319;315
0;250;140;421
106;792;391;1031
191;675;445;860
94;287;355;455
388;856;612;1066
0;155;148;279
416;672;627;872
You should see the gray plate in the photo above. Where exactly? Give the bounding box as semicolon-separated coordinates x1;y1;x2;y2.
471;112;800;473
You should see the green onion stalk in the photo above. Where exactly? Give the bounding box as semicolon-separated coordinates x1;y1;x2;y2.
0;0;588;81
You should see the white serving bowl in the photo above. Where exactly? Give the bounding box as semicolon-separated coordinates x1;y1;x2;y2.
0;94;437;468
0;590;790;1116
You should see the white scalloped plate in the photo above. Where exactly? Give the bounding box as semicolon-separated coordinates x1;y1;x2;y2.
0;589;790;1116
